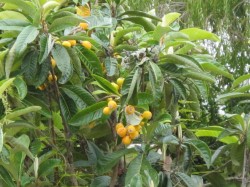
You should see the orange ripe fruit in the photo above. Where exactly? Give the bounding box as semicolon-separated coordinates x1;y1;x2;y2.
142;111;152;120
134;125;141;131
48;74;57;82
79;22;89;30
51;57;56;68
62;41;71;47
38;84;46;91
103;107;111;115
116;77;124;88
116;123;124;131
122;136;131;145
108;100;117;110
129;131;139;140
117;127;127;137
125;105;135;115
68;40;76;46
127;125;136;134
81;41;92;49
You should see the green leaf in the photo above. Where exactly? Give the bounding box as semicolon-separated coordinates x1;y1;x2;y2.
185;139;211;168
160;54;201;70
38;159;61;177
180;28;220;42
205;173;227;187
200;62;233;80
217;92;250;102
49;16;86;32
0;128;3;153
5;106;41;120
0;165;15;187
90;176;111;187
97;148;136;175
0;19;29;31
184;71;215;83
121;17;155;32
69;101;107;126
230;143;244;166
104;57;118;77
92;74;119;95
114;27;142;46
118;11;161;21
13;77;27;99
86;141;104;166
75;46;103;76
0;10;29;22
175;172;195;187
21;51;39;85
52;44;73;84
231;74;250;89
13;25;39;56
161;12;181;27
137;92;153;105
61;85;96;106
23;95;51;118
125;154;159;187
39;34;54;64
1;0;37;17
0;78;15;98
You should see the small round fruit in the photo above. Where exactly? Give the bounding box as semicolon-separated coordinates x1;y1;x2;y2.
127;125;136;134
125;105;135;115
116;123;124;131
62;41;71;47
122;136;131;145
116;77;124;88
51;57;56;68
81;41;92;49
103;107;111;115
68;40;76;46
134;125;141;131
107;98;113;102
142;111;152;120
48;74;57;82
139;121;145;126
117;127;127;137
129;131;139;139
38;84;46;91
79;22;88;30
108;100;117;110
111;82;119;90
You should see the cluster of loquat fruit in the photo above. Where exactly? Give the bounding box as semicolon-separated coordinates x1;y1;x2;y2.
38;22;91;91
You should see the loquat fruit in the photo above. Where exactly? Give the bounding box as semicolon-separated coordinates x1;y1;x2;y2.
108;100;117;110
50;57;56;68
79;22;89;30
142;111;152;120
125;105;135;115
111;82;119;90
62;41;71;47
81;41;92;49
68;40;77;46
129;131;139;140
48;74;57;82
103;107;111;115
122;136;131;145
127;125;136;134
116;123;124;131
117;127;127;137
116;77;124;88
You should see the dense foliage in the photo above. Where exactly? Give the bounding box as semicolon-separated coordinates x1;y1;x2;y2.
0;0;249;186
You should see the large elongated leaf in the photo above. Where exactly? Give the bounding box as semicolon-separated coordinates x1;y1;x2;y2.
38;159;61;177
69;101;107;126
52;45;73;84
90;176;111;187
5;106;41;120
185;139;211;168
0;166;15;187
121;17;155;32
175;172;195;187
39;34;54;64
114;27;142;46
0;19;29;31
104;57;118;77
13;77;27;100
97;148;136;174
49;16;86;32
1;0;37;17
118;11;161;21
0;78;15;98
231;74;250;89
184;71;215;83
162;12;181;27
125;154;159;187
61;85;96;106
92;74;119;95
180;28;220;42
217;92;250;102
75;46;103;76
